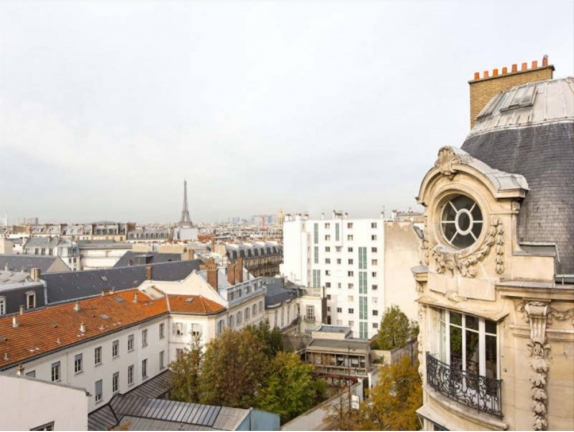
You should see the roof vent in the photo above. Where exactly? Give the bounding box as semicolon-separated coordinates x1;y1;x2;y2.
80;322;86;333
19;305;24;316
185;298;194;303
73;301;81;312
114;296;125;303
3;353;8;361
133;292;138;303
100;314;109;320
12;315;18;328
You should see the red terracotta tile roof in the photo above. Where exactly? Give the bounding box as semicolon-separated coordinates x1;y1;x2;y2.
167;295;226;314
0;290;168;370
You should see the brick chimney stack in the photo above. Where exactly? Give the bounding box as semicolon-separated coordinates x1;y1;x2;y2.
235;257;244;283
227;262;236;285
30;268;41;282
207;257;218;289
468;55;554;128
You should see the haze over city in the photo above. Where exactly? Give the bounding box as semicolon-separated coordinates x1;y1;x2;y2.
1;1;572;223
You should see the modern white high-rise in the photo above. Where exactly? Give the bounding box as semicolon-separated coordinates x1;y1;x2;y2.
281;211;421;339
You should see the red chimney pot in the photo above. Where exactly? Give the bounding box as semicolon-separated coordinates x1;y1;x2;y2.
512;64;518;72
532;60;538;69
493;68;499;76
483;70;489;78
502;67;508;74
542;55;548;67
521;62;528;71
474;72;480;80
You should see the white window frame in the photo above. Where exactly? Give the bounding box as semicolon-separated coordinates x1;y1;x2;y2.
74;354;83;374
112;340;119;358
95;380;103;403
112;372;119;394
127;334;134;352
51;362;60;382
26;291;36;309
95;346;102;366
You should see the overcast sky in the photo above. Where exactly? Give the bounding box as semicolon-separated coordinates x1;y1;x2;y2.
0;1;572;224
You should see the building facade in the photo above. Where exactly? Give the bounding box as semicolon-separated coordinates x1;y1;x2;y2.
415;60;574;431
282;212;420;339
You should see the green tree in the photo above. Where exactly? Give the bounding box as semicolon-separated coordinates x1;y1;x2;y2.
246;319;284;358
358;357;422;431
256;351;316;423
199;328;267;408
169;335;203;403
376;305;416;350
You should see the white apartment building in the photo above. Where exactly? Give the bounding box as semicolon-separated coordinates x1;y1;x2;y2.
282;212;420;339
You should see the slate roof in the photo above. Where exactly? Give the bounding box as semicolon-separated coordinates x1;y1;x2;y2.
0;289;167;370
114;252;182;268
262;277;300;308
463;77;574;275
168;295;226;315
0;254;62;273
23;236;70;249
44;260;202;304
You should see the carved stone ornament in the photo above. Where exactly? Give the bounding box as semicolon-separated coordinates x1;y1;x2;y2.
434;146;463;180
522;302;551;431
426;217;504;278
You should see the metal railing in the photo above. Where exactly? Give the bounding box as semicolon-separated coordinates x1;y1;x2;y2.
426;352;503;418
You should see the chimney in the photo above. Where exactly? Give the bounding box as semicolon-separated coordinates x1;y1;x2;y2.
207;257;218;289
30;268;41;281
73;301;81;312
146;265;153;281
12;314;18;328
188;249;195;260
80;322;86;333
235;257;244;283
17;364;24;376
469;55;554;128
133;292;138;303
19;305;24;315
227;262;236;285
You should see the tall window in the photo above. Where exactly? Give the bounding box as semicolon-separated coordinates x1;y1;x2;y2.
159;351;165;370
74;354;83;374
112;372;119;393
142;359;148;379
360;322;368;339
127;334;134;352
313;223;319;244
142;329;148;348
95;380;103;403
26;292;36;309
335;223;340;241
358;247;367;269
314;246;319;264
359;272;367;294
94;347;102;365
359;296;368;320
159;323;165;339
51;362;60;382
312;269;321;288
0;297;5;315
435;309;498;379
128;365;134;385
306;305;315;320
112;340;119;358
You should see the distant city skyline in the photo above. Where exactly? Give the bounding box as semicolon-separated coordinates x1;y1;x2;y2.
1;2;572;223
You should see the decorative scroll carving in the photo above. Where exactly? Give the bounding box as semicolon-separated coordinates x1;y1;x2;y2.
435;147;463;180
421;221;430;266
516;301;574;326
523;302;551;431
445;290;467;303
430;217;504;278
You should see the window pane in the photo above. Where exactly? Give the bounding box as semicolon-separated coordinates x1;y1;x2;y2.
466;315;479;330
485;319;497;335
465;329;480;374
485;335;497;379
450;311;462;326
450;326;463;369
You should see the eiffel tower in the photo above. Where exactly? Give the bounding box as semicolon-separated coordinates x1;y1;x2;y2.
178;180;193;227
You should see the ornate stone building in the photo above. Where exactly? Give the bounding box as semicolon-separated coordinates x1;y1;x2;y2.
414;63;573;430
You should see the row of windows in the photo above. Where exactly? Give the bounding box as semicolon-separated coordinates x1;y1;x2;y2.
228;301;264;328
0;292;36;315
325;282;379;290
327;294;379;304
323;222;378;229
327;318;379;330
322;235;378;242
324;246;378;253
328;307;379;316
322;258;379;266
323;269;377;278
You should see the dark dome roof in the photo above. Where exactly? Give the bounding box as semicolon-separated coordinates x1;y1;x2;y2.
461;77;574;276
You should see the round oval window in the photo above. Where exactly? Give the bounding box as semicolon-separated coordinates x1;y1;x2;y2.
440;195;483;249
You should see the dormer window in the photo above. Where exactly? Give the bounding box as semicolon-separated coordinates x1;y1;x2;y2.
26;292;36;310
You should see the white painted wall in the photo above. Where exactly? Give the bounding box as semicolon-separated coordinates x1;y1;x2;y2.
282;215;420;339
0;374;89;431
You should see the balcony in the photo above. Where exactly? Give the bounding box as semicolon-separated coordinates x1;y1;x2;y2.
426;352;503;418
304;315;316;323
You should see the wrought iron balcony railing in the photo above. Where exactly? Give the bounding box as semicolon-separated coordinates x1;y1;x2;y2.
426;352;503;418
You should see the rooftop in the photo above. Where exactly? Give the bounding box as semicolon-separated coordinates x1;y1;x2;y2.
0;254;63;273
0;289;167;370
168;295;226;315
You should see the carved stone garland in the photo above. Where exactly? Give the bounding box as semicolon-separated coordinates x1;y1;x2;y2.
516;301;574;430
426;217;504;278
